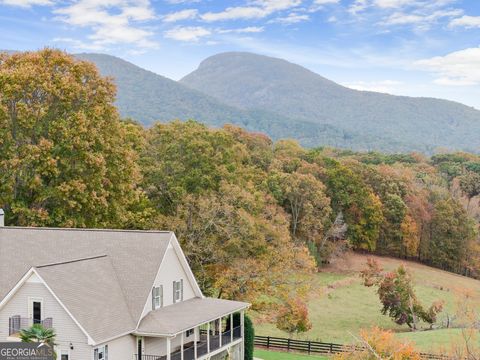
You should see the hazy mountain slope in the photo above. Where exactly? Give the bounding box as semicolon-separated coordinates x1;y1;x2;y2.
75;53;388;150
181;52;480;153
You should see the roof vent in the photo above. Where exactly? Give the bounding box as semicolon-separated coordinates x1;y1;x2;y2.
0;209;4;227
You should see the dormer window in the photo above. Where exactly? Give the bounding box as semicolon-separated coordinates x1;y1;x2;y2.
152;285;163;310
173;279;183;303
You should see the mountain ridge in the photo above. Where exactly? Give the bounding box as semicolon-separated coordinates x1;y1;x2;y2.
3;49;478;153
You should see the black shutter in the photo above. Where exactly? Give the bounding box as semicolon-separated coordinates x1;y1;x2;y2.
152;287;155;310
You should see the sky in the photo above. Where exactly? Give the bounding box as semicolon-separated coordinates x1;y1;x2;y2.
1;0;480;109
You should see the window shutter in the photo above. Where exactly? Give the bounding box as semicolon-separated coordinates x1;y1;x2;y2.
181;279;184;301
105;345;108;360
152;288;155;310
94;349;98;360
173;281;176;303
160;285;163;308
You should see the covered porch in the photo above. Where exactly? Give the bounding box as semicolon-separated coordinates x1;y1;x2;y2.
135;297;248;360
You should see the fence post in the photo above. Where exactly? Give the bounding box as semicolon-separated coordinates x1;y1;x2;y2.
267;336;270;349
287;338;291;352
330;343;333;353
308;341;311;354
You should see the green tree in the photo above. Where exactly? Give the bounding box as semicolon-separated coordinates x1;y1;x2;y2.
244;315;255;360
361;259;443;330
0;49;147;228
270;171;331;244
459;171;480;210
428;197;476;273
324;162;383;251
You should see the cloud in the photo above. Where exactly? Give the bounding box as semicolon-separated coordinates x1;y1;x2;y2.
270;13;310;24
164;0;200;3
373;0;418;8
200;0;302;22
344;80;403;93
0;0;52;7
449;15;480;28
163;9;198;22
53;0;157;49
164;26;211;41
314;0;339;4
53;37;106;51
218;26;264;34
415;47;480;86
381;9;462;26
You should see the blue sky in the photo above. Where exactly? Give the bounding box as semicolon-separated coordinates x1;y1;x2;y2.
1;0;480;108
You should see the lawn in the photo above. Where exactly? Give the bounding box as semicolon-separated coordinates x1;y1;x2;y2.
252;253;480;352
254;349;329;360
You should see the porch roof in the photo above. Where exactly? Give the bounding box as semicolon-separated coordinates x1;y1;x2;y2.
137;297;249;336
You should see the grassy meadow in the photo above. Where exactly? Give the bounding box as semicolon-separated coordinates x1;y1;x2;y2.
252;253;480;354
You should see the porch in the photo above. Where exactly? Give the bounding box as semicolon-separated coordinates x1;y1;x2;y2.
135;297;248;360
135;324;242;360
8;316;53;336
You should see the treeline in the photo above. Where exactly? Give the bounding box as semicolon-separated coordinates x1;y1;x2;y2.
1;50;479;313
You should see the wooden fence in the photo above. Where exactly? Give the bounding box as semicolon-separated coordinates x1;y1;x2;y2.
254;335;452;360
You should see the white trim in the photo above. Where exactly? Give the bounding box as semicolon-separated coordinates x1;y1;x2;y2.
93;330;137;347
136;232;203;329
33;269;95;344
136;233;174;328
0;268;36;310
0;267;95;344
170;233;203;298
28;296;44;321
132;304;249;337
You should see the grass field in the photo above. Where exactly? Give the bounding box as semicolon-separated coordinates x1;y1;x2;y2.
252;252;480;353
254;349;329;360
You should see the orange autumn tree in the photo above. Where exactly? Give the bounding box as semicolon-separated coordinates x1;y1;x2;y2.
335;327;421;360
275;297;312;338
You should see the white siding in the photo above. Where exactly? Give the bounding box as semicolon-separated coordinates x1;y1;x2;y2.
144;336;167;356
96;334;136;360
0;280;91;360
140;243;197;319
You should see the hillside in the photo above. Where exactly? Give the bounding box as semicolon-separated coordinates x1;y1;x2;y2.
253;252;480;353
76;53;375;149
181;52;480;153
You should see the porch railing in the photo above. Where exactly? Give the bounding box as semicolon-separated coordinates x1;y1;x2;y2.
8;316;53;336
134;326;242;360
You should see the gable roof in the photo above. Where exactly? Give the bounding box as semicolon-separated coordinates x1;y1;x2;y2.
36;256;136;343
0;227;172;343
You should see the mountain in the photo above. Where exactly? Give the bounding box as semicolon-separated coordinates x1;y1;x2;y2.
181;52;480;153
75;53;378;150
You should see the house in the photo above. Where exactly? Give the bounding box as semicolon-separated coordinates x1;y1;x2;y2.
0;212;249;360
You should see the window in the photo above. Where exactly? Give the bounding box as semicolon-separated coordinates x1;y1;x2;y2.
173;279;183;303
60;351;69;360
186;328;194;337
152;285;163;310
94;345;108;360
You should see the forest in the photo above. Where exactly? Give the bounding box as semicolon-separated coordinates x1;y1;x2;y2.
1;49;479;331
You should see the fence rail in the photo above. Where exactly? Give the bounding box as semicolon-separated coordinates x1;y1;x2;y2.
254;335;452;360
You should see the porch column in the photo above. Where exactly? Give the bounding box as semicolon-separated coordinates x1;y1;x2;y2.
194;328;198;359
181;332;184;360
207;321;210;353
230;313;233;343
241;310;245;360
166;337;171;360
219;317;222;347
